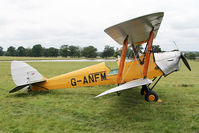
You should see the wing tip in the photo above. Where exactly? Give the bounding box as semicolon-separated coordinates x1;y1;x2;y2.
95;94;103;98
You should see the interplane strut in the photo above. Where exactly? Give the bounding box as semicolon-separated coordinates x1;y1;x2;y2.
117;36;128;84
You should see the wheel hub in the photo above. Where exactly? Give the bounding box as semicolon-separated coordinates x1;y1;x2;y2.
149;94;155;101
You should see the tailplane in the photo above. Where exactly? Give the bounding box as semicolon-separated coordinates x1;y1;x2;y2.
10;61;46;93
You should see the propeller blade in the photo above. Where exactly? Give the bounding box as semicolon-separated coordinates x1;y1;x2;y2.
181;54;191;71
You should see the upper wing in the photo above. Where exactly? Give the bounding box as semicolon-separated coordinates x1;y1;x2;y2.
104;12;164;46
95;78;152;98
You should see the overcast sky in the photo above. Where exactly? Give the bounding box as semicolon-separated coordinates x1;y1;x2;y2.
0;0;198;51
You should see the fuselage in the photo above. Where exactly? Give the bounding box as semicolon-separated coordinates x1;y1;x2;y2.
31;51;181;91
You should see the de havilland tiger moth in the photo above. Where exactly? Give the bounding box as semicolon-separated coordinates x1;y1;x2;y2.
9;12;191;102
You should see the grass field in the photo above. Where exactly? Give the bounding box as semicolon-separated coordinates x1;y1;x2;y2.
0;61;199;133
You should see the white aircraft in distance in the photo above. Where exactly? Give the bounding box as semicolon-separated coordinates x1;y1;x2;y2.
10;12;191;102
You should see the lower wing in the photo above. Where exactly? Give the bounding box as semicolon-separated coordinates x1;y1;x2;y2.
95;78;152;98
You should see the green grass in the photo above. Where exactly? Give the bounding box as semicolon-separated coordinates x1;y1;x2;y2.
0;61;199;133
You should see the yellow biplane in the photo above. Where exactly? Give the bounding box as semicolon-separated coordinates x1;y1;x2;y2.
10;12;191;102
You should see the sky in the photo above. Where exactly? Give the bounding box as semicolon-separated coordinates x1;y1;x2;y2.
0;0;198;51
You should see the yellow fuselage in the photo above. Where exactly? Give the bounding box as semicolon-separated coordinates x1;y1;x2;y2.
31;54;163;91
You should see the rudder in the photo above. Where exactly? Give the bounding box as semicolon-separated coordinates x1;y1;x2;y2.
10;61;46;93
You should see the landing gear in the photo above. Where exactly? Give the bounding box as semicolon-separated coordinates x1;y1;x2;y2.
145;90;159;102
141;85;159;102
141;85;149;95
140;76;162;102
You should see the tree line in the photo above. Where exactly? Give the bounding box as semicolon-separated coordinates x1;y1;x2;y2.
0;44;98;58
0;44;164;58
184;52;199;60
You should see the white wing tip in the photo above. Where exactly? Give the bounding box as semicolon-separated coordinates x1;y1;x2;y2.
95;94;103;98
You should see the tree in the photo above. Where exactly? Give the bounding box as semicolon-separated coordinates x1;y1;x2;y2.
60;45;69;57
42;48;48;57
113;48;121;58
25;48;32;56
185;52;196;60
126;47;134;58
113;45;143;58
47;47;59;57
152;45;162;53
81;46;97;58
32;44;43;57
133;45;143;54
97;52;102;57
0;46;3;56
17;46;26;56
101;45;115;58
7;46;16;56
68;45;81;57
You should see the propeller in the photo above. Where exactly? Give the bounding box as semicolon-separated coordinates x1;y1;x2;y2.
172;41;191;71
180;52;191;71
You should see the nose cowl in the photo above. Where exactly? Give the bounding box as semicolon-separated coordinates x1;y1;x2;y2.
154;51;181;76
154;51;191;76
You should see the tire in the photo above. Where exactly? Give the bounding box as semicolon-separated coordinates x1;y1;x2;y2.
141;85;148;95
145;90;159;102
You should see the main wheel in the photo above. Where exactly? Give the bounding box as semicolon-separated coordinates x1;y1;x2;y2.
140;85;148;95
145;90;159;102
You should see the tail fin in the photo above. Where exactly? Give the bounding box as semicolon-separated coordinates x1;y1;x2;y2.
10;61;46;93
